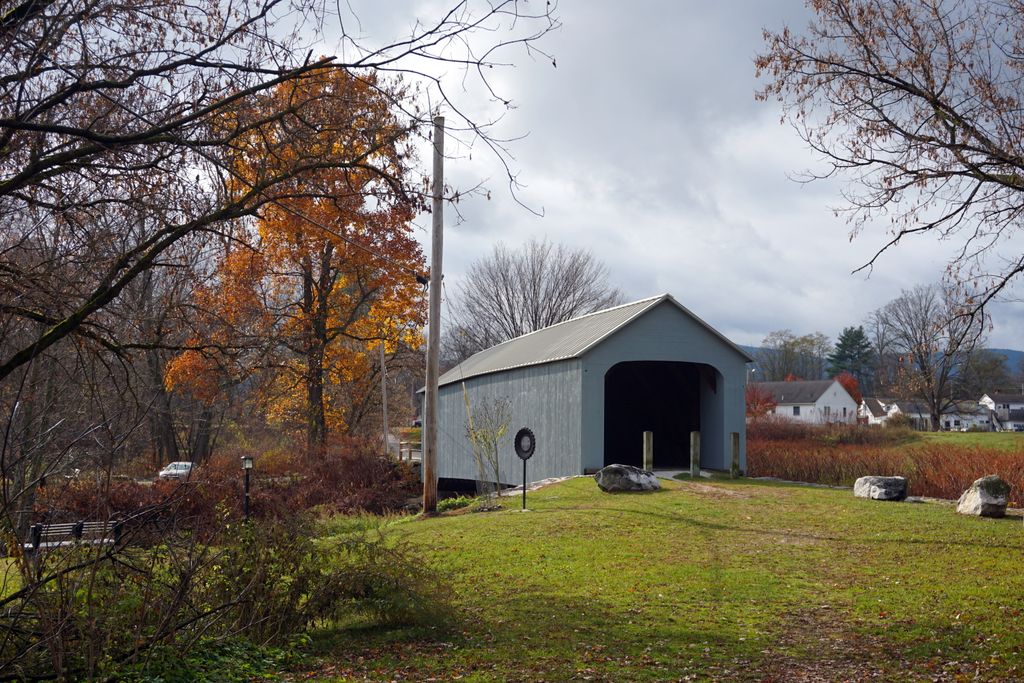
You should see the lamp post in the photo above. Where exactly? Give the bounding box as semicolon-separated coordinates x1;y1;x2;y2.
240;456;253;521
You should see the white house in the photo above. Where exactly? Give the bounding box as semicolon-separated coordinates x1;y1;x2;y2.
980;393;1024;431
760;379;858;424
862;398;993;431
859;397;896;426
885;399;932;430
941;401;995;431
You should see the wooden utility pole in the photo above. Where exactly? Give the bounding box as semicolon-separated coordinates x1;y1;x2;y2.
380;343;389;456
730;432;740;479
689;430;701;479
422;115;444;514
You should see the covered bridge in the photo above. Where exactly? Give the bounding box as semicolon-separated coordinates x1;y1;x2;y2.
433;293;753;485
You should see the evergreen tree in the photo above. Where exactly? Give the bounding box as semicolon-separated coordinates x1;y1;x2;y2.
827;326;874;392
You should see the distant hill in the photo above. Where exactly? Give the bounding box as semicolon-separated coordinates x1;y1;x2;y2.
738;344;760;359
989;348;1024;374
741;345;1024;384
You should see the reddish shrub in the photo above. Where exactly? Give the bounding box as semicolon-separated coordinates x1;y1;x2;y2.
747;440;909;486
748;438;1024;505
905;446;1024;503
255;438;417;517
747;419;916;447
36;437;417;528
746;417;818;442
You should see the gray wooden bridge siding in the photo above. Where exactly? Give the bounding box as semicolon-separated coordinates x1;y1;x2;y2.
433;296;749;484
435;360;583;482
579;301;747;472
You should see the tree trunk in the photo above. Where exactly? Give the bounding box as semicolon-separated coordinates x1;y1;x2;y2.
306;346;326;453
301;245;334;456
147;351;180;467
190;408;214;463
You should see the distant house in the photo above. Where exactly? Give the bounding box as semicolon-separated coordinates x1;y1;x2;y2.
886;400;932;430
941;401;995;432
861;398;994;431
759;379;858;424
859;397;896;426
1000;409;1024;432
979;393;1024;431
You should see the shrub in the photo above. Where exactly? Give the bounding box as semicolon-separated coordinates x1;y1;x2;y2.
747;440;911;487
438;495;474;512
747;418;918;448
248;446;302;477
1;513;447;680
885;412;915;430
36;437;418;528
747;438;1024;505
112;637;297;682
746;416;817;442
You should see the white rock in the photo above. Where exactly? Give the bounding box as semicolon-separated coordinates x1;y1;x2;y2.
957;475;1010;518
853;476;907;501
594;464;660;492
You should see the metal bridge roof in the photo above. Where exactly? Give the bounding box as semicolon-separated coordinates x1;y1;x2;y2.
437;293;753;388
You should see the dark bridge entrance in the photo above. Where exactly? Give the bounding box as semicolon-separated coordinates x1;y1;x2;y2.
603;361;702;469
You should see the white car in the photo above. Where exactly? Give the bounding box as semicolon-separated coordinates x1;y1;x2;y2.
158;461;194;480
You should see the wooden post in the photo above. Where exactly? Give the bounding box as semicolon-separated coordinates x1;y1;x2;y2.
730;432;740;479
689;431;700;479
642;431;653;471
422;115;444;514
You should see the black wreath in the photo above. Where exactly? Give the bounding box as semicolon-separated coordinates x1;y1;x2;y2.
514;427;535;460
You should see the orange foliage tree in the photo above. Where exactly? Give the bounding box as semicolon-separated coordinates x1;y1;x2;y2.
163;247;275;460
169;68;426;453
745;383;778;419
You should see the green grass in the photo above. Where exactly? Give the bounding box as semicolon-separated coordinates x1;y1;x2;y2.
0;557;19;601
914;431;1024;452
305;477;1024;682
398;426;422;444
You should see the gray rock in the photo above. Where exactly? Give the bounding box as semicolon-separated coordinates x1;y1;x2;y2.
853;475;907;501
957;475;1011;518
594;464;661;493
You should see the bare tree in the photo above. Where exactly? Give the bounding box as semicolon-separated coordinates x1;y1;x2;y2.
755;329;831;381
445;238;624;362
463;390;511;507
870;284;985;430
865;308;901;396
757;0;1024;318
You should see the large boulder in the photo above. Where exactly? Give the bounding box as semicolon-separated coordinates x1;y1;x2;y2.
594;464;660;493
853;475;907;501
957;475;1010;518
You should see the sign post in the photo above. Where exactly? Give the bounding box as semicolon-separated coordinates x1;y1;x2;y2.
514;427;535;511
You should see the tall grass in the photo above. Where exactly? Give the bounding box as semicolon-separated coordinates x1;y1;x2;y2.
747;420;1024;504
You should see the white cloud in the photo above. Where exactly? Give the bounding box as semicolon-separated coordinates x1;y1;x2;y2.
345;1;1024;350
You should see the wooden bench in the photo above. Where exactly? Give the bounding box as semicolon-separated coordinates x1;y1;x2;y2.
24;520;123;552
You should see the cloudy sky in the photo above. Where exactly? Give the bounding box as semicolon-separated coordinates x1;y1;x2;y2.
335;1;1024;350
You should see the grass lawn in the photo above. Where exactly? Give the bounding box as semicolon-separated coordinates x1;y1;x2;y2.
303;477;1024;682
914;431;1024;452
